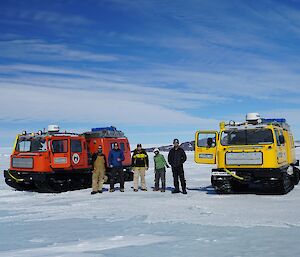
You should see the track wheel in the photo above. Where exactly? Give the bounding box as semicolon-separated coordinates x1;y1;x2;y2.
293;167;300;185
5;178;36;191
278;172;294;194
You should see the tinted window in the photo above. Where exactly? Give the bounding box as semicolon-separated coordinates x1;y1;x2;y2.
197;133;216;147
274;129;281;146
17;137;47;152
120;143;125;151
221;129;274;145
71;140;82;152
52;140;68;153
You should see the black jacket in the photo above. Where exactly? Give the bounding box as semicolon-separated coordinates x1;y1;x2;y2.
132;149;149;167
168;147;187;168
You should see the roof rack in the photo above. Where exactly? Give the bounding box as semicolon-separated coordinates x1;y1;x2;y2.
84;126;125;138
261;118;290;130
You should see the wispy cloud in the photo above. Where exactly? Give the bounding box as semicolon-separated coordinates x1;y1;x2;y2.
0;82;219;128
0;63;227;112
1;8;91;26
0;40;118;62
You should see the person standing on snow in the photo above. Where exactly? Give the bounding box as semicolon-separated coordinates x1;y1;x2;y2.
108;142;125;192
132;143;149;192
168;139;187;194
91;146;107;194
153;148;169;192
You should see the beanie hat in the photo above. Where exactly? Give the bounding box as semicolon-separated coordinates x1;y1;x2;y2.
173;138;179;144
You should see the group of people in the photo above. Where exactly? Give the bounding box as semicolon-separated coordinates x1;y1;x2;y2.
91;138;187;195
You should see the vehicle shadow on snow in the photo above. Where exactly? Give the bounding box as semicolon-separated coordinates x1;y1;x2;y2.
187;185;218;195
187;185;292;195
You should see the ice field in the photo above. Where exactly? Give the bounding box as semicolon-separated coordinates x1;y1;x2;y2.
1;148;300;257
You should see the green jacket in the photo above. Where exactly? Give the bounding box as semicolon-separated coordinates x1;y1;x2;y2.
154;153;168;170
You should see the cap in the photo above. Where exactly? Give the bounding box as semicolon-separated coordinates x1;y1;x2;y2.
173;138;179;144
153;148;159;153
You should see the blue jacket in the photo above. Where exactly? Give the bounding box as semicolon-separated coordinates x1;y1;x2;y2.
108;149;125;167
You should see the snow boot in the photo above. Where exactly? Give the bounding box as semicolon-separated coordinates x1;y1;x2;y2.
91;191;98;195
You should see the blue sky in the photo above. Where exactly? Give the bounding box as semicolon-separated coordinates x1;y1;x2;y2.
1;0;300;147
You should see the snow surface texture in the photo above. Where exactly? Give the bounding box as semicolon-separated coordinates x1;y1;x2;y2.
1;148;300;257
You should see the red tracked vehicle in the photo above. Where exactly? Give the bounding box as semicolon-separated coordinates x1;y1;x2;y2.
4;125;133;193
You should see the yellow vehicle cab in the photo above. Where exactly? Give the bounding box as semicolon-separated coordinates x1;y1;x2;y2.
195;113;299;194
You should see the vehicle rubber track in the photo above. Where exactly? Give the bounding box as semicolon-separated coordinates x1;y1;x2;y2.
267;172;294;195
34;174;92;193
4;178;37;192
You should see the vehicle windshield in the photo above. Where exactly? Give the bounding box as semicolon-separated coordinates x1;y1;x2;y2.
221;129;274;145
16;136;47;152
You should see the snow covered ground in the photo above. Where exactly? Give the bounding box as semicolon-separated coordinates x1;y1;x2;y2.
1;148;300;257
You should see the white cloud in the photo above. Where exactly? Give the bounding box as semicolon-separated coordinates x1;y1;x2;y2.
0;83;219;128
5;9;92;26
0;40;118;62
0;63;228;110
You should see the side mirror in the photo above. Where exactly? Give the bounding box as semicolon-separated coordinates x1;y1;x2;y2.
207;137;213;147
279;135;285;145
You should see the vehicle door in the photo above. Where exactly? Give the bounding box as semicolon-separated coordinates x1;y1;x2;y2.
195;131;218;164
50;138;71;169
70;138;85;169
274;129;287;165
120;140;131;166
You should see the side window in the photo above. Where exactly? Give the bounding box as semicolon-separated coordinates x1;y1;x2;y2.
71;140;82;153
198;133;216;147
17;140;31;152
52;140;68;153
274;129;281;146
279;130;285;145
120;143;125;151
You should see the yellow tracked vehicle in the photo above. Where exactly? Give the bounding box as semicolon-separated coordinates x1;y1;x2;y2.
195;113;300;194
